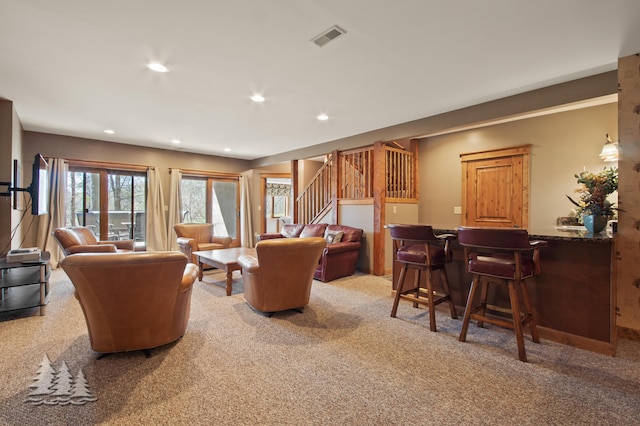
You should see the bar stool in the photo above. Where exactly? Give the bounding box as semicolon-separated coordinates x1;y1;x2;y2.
388;224;458;332
457;227;546;362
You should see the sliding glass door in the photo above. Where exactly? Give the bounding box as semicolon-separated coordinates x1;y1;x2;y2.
66;167;146;245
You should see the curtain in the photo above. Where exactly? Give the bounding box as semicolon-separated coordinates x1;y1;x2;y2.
36;158;67;268
166;168;182;251
146;166;167;251
240;172;254;248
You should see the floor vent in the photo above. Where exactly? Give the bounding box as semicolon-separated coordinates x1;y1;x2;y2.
311;25;347;47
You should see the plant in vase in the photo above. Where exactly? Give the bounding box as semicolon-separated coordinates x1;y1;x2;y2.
566;167;618;233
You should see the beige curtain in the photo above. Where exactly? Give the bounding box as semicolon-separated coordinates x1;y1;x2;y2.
146;166;167;251
240;172;254;248
36;158;67;268
166;168;182;251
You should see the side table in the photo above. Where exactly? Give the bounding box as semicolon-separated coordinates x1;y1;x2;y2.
0;251;51;316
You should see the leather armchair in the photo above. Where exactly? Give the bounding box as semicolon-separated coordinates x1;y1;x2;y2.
60;251;198;355
174;223;232;264
53;226;134;256
238;237;326;314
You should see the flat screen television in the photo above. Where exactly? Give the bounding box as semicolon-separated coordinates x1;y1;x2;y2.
30;154;48;216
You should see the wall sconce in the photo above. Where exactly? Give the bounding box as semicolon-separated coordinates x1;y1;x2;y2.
599;133;619;162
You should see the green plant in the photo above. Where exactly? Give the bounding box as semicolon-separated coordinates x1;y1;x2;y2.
566;167;618;219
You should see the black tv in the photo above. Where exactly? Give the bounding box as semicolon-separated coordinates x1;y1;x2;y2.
30;154;48;216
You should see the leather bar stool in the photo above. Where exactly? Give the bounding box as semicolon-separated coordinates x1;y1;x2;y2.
388;224;457;332
457;227;546;362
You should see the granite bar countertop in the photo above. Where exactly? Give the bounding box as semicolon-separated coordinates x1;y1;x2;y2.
432;226;614;243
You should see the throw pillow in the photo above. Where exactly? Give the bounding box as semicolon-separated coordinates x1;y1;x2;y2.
324;230;344;244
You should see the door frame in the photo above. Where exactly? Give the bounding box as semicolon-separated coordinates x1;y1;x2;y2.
260;173;291;234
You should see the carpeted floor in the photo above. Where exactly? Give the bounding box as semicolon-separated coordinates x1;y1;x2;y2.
1;268;640;425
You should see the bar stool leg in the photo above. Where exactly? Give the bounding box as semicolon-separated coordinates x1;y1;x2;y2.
426;268;437;332
476;278;489;329
459;276;480;342
508;280;527;362
439;267;458;319
412;269;420;308
391;264;408;317
518;281;540;343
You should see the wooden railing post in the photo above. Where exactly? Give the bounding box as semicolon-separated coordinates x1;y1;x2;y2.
291;160;298;223
372;141;386;276
331;150;339;223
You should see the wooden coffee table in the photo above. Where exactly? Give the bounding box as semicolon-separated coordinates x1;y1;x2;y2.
193;247;256;296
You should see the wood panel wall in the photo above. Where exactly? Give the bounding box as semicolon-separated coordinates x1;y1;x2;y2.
617;53;640;334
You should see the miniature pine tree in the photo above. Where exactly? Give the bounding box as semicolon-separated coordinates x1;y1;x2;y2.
49;361;73;398
27;354;56;396
70;370;97;403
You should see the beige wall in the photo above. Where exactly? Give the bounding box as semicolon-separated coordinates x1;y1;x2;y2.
340;203;374;273
420;102;618;230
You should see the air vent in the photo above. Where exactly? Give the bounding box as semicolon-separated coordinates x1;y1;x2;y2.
311;25;347;47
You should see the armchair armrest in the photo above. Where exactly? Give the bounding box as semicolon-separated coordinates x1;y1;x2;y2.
68;244;117;254
211;236;232;247
529;240;547;274
104;239;135;250
256;233;285;242
237;255;260;273
180;263;199;293
176;237;197;250
323;241;360;255
436;233;456;262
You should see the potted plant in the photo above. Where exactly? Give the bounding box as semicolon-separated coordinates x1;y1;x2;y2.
566;167;618;233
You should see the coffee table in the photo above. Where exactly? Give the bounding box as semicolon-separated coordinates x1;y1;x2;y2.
193;247;256;296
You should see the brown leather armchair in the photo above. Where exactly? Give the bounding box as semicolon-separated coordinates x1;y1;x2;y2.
60;251;198;355
53;226;135;256
174;223;232;264
237;237;326;315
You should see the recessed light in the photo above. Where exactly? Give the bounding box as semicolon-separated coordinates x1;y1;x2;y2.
251;94;265;102
147;62;169;73
103;129;115;134
171;139;181;145
224;148;231;152
317;114;329;121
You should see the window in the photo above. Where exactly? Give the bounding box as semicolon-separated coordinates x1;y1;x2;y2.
181;174;240;246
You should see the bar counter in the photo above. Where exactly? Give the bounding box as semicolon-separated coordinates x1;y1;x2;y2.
392;226;617;355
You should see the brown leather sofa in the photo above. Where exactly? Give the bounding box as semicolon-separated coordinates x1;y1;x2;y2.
174;223;233;264
60;251;198;355
237;237;326;314
53;226;135;256
257;223;363;282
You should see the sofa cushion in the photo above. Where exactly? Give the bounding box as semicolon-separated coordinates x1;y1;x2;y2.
326;225;363;243
300;223;327;238
324;229;344;244
281;224;306;238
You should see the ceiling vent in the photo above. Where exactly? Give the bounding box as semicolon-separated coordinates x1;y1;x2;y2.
311;25;347;47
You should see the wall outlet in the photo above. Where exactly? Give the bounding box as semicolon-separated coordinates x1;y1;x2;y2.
393;206;397;214
453;206;462;215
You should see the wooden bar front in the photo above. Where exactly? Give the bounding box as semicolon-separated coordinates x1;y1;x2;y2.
391;228;616;355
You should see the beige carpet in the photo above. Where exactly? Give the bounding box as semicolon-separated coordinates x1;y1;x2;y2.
1;268;639;425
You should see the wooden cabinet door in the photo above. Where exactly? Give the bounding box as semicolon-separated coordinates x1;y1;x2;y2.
461;145;530;228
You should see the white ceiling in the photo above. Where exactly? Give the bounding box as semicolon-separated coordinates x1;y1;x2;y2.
1;0;640;160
